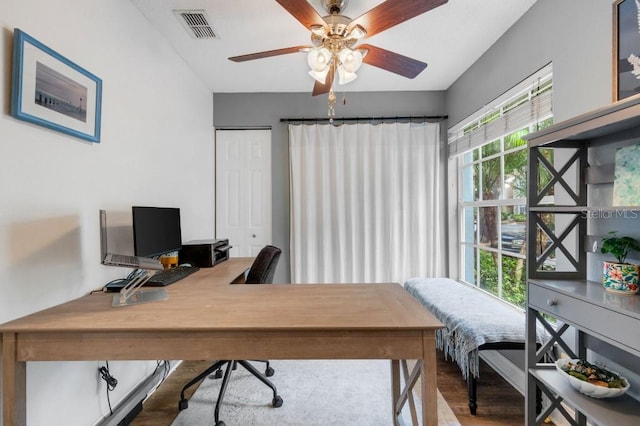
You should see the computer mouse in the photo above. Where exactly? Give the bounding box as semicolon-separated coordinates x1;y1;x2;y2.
179;263;192;268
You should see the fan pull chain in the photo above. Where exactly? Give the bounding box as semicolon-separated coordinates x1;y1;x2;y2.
327;88;337;118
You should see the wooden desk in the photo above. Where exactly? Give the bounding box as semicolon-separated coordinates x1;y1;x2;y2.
1;257;443;425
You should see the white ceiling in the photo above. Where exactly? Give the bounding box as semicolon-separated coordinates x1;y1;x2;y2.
130;0;537;94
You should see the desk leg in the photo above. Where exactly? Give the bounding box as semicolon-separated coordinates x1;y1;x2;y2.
2;333;26;426
421;331;438;426
390;360;400;426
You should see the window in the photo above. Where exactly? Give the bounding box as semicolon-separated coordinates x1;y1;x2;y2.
449;65;553;308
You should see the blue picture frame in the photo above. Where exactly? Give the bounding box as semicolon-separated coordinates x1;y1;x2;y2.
11;28;102;143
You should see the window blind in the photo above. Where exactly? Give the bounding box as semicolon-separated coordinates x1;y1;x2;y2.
448;66;553;158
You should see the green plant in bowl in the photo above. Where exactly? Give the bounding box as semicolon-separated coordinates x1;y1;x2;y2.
600;232;640;264
600;232;640;294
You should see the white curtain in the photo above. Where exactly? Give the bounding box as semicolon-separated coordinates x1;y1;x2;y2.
289;121;445;284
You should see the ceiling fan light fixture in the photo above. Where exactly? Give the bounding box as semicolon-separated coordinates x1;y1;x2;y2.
310;33;325;47
309;67;330;84
337;66;357;85
344;38;357;48
228;0;447;118
338;48;363;73
347;24;367;40
322;0;349;15
307;47;332;72
310;25;327;37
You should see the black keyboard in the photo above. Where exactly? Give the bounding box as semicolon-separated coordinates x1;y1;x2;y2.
146;266;200;286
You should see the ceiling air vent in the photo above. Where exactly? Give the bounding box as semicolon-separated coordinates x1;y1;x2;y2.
174;9;217;39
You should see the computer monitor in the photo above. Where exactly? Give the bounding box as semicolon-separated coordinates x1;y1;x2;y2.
132;206;182;258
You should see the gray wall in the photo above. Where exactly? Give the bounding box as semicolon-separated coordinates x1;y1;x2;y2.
447;0;612;127
213;91;447;282
446;0;618;278
447;0;640;282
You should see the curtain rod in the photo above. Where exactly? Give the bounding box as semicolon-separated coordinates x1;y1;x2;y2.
280;115;448;124
215;126;272;130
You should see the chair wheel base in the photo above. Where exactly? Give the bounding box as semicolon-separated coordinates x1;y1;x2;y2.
273;395;283;408
265;366;275;377
178;399;188;411
209;369;223;379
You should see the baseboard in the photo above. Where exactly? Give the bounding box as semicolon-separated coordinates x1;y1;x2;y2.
95;361;179;426
117;401;143;426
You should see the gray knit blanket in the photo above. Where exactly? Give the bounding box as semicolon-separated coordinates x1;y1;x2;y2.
404;277;545;380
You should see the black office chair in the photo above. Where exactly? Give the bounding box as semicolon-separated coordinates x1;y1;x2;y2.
178;245;283;426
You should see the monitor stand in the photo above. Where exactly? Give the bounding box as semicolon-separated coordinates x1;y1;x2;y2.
112;269;168;307
112;288;167;307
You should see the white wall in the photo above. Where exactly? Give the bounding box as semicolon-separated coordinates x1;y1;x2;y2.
0;1;214;424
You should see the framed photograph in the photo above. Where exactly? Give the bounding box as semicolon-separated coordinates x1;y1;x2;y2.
613;0;640;101
11;28;102;142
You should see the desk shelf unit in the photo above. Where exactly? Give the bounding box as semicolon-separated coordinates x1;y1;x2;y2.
523;97;640;426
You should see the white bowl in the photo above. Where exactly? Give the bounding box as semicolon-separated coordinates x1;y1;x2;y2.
555;358;630;399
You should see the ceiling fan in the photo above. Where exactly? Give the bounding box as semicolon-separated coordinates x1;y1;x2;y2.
229;0;448;105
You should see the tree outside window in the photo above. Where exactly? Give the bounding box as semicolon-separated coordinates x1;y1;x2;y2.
459;109;553;308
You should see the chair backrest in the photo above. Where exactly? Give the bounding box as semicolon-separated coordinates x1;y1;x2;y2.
245;245;281;284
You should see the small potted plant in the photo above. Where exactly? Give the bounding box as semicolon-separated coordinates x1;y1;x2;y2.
600;232;640;295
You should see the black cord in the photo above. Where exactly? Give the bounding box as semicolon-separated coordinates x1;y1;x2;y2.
100;277;129;293
105;278;128;286
160;360;171;381
143;360;172;400
126;269;144;280
99;361;118;415
98;360;170;416
154;360;171;383
101;269;143;292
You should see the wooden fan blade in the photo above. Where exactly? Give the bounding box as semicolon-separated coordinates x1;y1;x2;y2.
229;46;310;62
359;44;427;79
312;67;335;96
276;0;326;29
348;0;448;38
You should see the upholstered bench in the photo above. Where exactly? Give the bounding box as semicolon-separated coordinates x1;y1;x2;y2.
404;277;545;415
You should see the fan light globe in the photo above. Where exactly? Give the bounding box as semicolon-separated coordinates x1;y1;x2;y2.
308;47;332;72
337;66;357;85
338;48;363;73
309;67;330;84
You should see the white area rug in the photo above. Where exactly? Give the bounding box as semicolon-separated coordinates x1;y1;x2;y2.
171;359;460;426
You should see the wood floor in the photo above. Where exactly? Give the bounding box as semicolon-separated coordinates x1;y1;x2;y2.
436;354;525;425
130;352;525;426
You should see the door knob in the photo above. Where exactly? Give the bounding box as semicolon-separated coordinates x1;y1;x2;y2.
252;234;256;238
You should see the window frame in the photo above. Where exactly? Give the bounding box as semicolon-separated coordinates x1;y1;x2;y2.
457;129;531;306
449;68;553;309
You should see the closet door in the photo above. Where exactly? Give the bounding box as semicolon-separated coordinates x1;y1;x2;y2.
215;129;272;257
